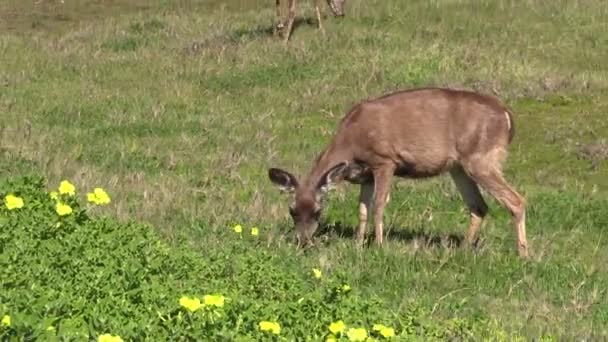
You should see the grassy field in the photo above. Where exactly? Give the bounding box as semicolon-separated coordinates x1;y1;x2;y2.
1;0;608;339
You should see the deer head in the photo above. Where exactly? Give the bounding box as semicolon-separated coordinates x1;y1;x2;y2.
268;162;349;247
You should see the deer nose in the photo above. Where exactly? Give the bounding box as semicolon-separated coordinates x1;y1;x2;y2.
296;233;313;249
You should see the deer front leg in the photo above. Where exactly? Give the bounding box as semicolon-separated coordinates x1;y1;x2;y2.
372;166;395;246
315;0;325;33
356;182;374;246
283;0;297;43
274;0;284;36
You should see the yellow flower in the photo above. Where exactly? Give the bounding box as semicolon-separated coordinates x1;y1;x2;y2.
380;327;395;338
259;321;281;335
98;334;124;342
46;326;55;331
328;320;346;335
373;324;395;338
55;202;73;216
58;180;76;196
49;191;58;200
179;296;202;312
4;194;24;210
341;284;351;292
87;188;111;205
312;268;322;279
347;327;368;341
251;227;259;236
233;224;242;233
203;294;225;308
372;324;385;331
1;315;10;327
326;335;338;342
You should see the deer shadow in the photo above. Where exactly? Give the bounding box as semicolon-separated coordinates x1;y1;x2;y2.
229;25;275;41
185;16;324;54
288;17;321;34
317;221;464;249
230;17;319;42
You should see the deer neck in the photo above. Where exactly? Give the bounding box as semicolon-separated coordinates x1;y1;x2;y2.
302;140;352;192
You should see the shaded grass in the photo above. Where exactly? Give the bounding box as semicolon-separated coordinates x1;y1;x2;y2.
1;0;608;338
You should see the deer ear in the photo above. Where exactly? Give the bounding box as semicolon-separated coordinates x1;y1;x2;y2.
268;168;298;193
316;161;348;194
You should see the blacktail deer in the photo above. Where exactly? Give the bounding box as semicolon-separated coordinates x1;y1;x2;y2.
274;0;346;43
268;87;529;258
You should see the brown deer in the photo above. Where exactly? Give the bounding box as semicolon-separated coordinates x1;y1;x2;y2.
268;87;529;258
275;0;346;43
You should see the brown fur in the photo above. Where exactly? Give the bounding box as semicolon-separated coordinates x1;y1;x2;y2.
274;0;346;43
269;87;529;258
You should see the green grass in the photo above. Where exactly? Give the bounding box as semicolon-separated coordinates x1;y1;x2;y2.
1;0;608;339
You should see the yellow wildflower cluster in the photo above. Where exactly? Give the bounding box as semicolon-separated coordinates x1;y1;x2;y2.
56;202;73;216
179;296;202;312
232;224;260;236
326;319;395;341
2;180;100;213
312;268;322;279
98;333;124;342
47;180;112;216
203;294;225;307
4;194;24;210
59;180;76;196
52;180;77;216
87;188;111;205
329;320;345;335
372;324;395;338
259;321;281;335
346;327;368;341
179;294;225;313
1;315;10;327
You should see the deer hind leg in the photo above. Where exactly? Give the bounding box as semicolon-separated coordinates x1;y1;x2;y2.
283;0;297;43
449;165;488;248
372;165;395;246
464;149;529;258
356;182;374;246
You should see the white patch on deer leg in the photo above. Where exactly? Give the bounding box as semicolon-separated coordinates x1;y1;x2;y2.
357;202;367;242
356;183;374;243
374;191;389;245
516;211;529;257
466;212;484;244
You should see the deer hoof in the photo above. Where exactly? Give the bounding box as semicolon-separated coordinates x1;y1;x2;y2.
517;244;530;259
